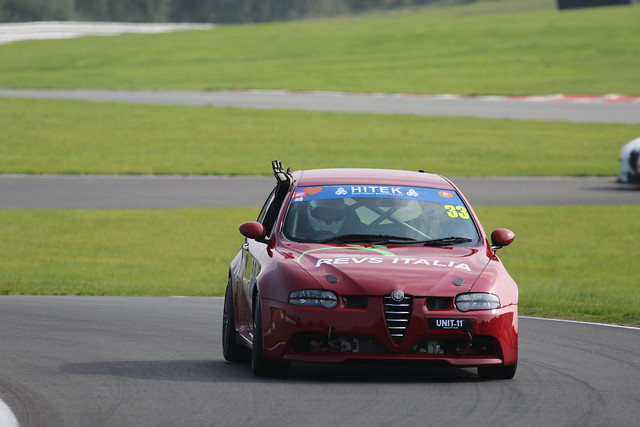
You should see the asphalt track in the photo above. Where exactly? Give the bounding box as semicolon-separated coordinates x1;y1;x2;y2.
0;297;637;427
1;90;640;426
1;88;640;124
1;174;639;208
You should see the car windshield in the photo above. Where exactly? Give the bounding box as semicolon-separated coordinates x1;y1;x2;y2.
282;185;480;245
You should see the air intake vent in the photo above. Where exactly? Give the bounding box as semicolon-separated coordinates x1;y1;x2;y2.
383;294;412;344
427;297;452;311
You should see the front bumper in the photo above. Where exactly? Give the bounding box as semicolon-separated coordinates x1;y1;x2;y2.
261;296;518;367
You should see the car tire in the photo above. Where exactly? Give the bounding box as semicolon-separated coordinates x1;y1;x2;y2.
477;363;517;380
251;296;290;377
222;282;250;362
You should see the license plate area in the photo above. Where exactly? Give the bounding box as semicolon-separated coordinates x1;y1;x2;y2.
428;317;473;330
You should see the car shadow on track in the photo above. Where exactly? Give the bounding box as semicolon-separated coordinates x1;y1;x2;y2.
60;359;479;383
605;183;640;192
288;362;479;383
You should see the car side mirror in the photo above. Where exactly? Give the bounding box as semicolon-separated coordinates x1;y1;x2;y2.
491;228;515;251
239;221;267;240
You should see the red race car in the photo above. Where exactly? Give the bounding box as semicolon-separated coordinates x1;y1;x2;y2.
223;161;518;379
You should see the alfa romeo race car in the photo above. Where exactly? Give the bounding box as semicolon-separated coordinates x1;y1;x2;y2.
223;161;519;379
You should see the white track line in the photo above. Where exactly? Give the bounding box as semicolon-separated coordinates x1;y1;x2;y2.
0;21;213;45
521;316;640;331
0;399;18;427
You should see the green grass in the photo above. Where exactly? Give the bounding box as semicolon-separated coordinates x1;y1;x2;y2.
0;207;258;296
2;97;639;176
476;205;640;326
0;0;637;95
0;205;637;326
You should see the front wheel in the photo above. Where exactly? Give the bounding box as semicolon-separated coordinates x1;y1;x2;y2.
477;363;517;380
251;296;290;377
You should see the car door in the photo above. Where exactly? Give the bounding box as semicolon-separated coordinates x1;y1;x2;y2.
237;182;289;337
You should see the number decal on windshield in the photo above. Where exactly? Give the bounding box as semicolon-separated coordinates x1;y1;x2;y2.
444;205;470;219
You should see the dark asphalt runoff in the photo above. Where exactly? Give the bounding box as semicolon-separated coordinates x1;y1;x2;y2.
0;296;638;427
1;88;640;124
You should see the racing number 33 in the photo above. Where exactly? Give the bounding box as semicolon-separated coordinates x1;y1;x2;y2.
444;205;470;219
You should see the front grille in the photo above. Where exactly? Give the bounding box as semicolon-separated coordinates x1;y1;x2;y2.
383;294;412;344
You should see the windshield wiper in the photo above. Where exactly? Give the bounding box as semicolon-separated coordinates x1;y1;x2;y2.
420;236;473;246
319;234;419;245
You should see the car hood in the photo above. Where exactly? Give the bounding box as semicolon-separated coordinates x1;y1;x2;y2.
280;243;490;296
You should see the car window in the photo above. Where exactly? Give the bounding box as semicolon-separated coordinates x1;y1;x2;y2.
258;184;289;237
257;188;277;224
282;185;479;244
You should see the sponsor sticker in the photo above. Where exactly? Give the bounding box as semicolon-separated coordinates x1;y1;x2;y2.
291;185;464;205
313;256;471;271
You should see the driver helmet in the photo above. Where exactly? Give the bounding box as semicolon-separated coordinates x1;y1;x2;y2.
307;199;345;233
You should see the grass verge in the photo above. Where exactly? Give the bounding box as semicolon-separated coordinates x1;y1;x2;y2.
0;205;638;326
2;98;639;176
0;207;257;296
476;204;640;326
0;1;637;95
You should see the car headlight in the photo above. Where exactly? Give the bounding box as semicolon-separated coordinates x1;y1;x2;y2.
289;290;338;309
455;293;500;312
